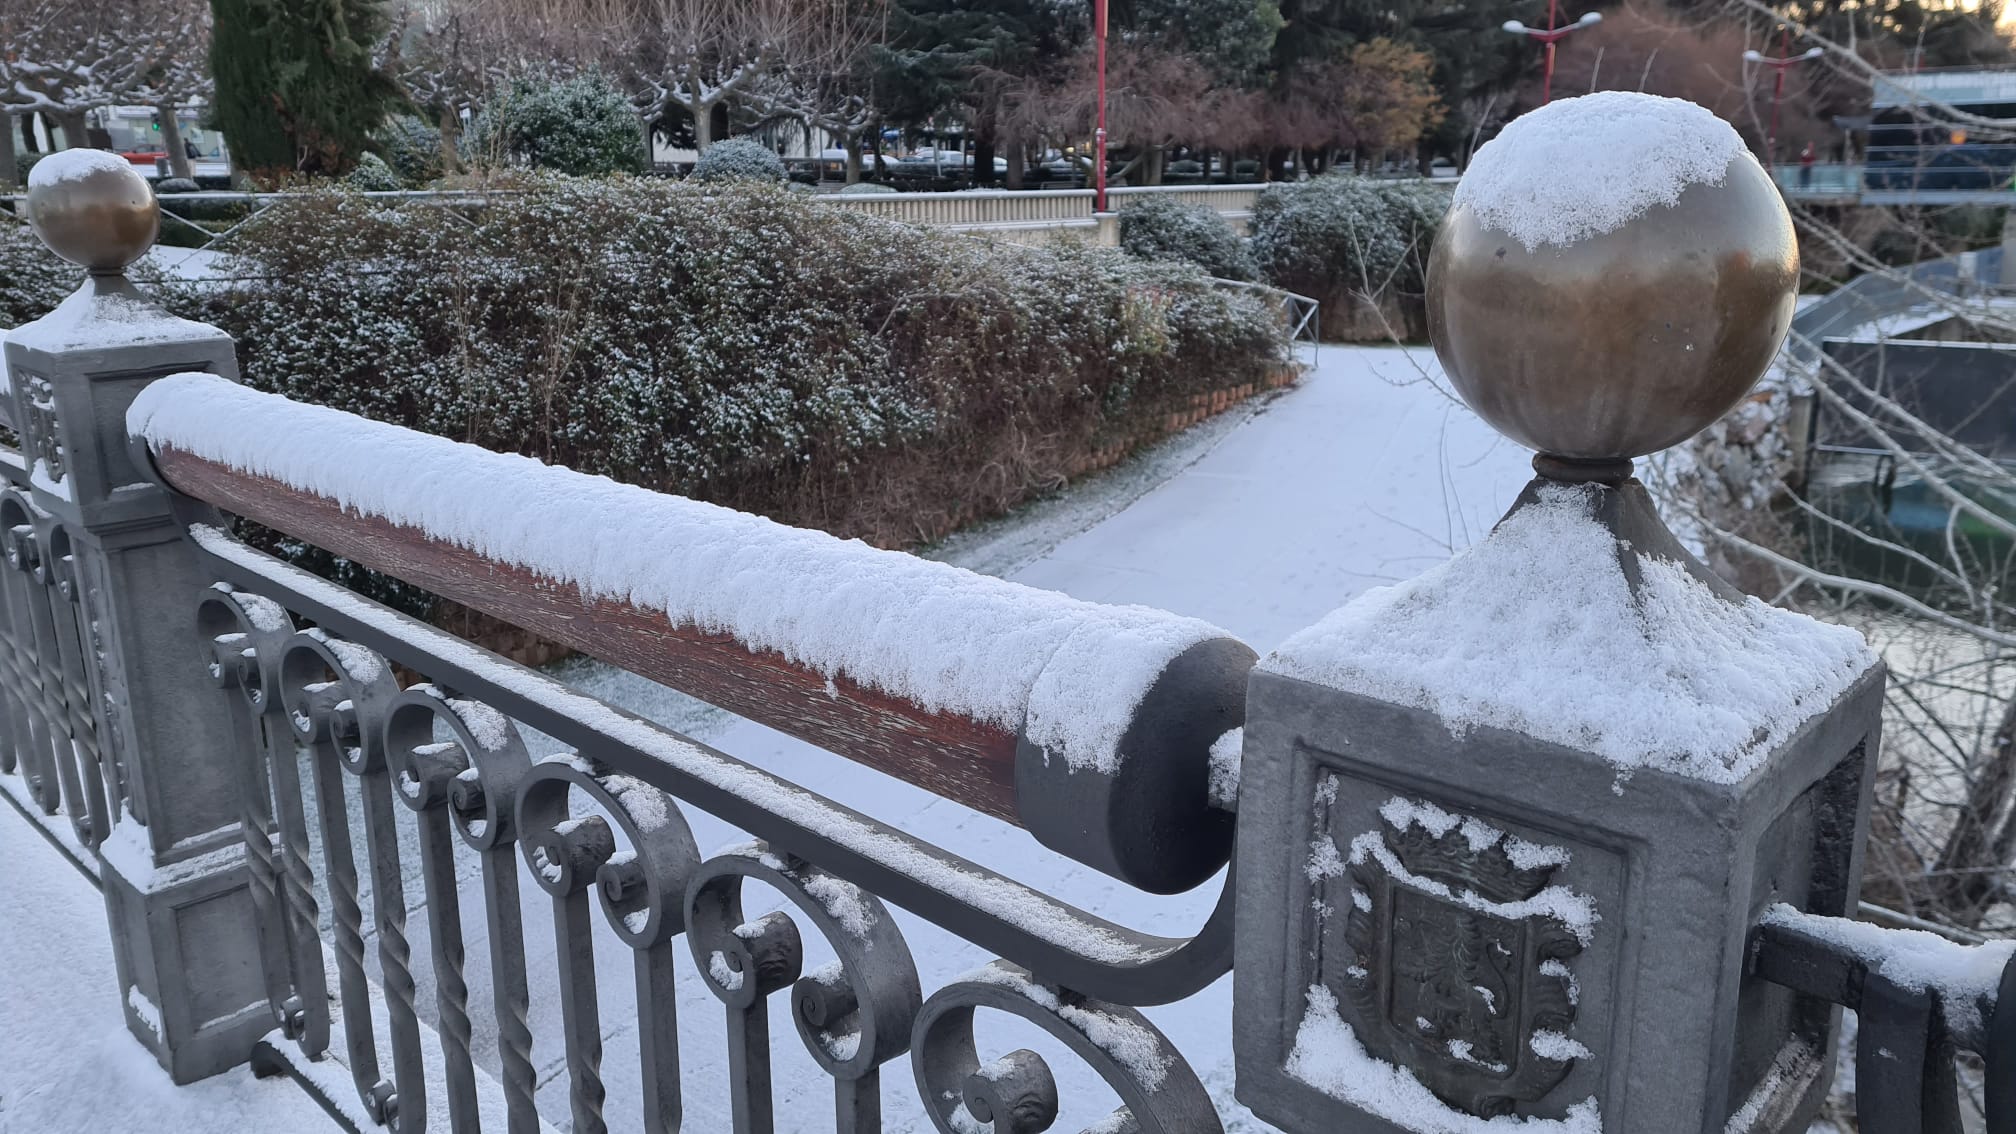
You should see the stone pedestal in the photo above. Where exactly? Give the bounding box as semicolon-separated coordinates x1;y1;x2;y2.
5;274;270;1083
1231;483;1885;1134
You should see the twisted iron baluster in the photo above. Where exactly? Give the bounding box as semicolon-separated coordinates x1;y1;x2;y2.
359;772;426;1130
47;548;108;844
310;748;382;1107
479;842;538;1134
19;546;87;826
0;523;59;812
415;805;480;1131
266;726;332;1056
554;881;609;1134
0;549;39;785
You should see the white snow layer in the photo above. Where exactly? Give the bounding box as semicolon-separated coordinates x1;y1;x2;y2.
1453;91;1749;251
128;373;1233;775
1261;482;1875;784
1760;904;2015;1044
28;147;136;187
1288;986;1602;1133
7;285;224;354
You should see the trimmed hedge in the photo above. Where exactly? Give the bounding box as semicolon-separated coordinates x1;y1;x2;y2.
141;178;1288;557
0;219;75;329
691;137;787;184
1119;195;1257;281
1252;175;1449;341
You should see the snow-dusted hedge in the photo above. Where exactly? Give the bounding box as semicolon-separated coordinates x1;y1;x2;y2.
346;152;405;192
0;220;74;329
464;72;645;178
152;177;1288;559
1252;176;1450;341
838;181;898;195
1119;196;1256;282
690;137;787;184
378;115;444;185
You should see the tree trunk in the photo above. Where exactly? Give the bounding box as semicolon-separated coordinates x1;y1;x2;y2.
158;105;195;179
0;117;16;187
1143;143;1165;186
19;113;37;155
438;107;464;175
844;136;863;184
691;100;715;151
54;110;90;150
1003;136;1025;189
974;134;996;187
1930;690;2016;926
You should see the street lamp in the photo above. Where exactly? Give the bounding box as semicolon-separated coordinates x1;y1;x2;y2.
1503;5;1603;105
1093;0;1109;211
1743;29;1826;163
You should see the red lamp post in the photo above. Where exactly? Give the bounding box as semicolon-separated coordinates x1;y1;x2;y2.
1503;2;1603;105
1094;0;1109;211
1743;28;1825;163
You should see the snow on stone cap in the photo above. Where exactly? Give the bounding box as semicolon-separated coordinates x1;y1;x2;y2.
27;147;138;188
1260;483;1875;784
1454;91;1749;251
128;373;1235;776
7;285;222;354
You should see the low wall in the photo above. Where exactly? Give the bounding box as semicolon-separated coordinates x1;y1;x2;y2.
826;184;1265;244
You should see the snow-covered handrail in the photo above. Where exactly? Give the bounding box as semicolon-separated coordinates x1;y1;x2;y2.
129;373;1253;894
1753;904;2016;1129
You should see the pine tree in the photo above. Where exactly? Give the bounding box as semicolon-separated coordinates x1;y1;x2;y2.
208;0;403;183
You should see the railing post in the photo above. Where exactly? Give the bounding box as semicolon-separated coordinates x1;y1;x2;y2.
1233;100;1884;1133
5;152;268;1082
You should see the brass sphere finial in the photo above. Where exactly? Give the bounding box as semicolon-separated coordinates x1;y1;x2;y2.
24;149;160;274
1426;92;1798;480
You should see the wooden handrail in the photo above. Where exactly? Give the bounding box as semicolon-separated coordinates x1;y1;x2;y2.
151;444;1030;822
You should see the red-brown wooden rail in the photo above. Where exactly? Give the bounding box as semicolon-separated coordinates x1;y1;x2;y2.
151;445;1027;823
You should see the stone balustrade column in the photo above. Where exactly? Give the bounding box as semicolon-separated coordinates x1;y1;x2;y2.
5;151;269;1083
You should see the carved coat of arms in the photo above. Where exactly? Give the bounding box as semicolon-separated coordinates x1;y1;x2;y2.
1336;798;1588;1118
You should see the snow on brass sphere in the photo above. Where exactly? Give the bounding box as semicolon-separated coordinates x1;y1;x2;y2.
1425;98;1799;463
25;149;160;273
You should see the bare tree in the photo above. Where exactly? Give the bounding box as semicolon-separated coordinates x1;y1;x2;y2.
0;0;208;182
619;0;840;152
1644;17;2016;950
741;0;890;181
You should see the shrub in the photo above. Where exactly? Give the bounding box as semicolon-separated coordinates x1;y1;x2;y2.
1251;175;1449;341
464;72;645;177
345;152;405;192
378;114;444;185
690;136;786;185
0;220;75;329
155;177;202;194
838;181;898;195
154;177;1288;558
1119;195;1256;281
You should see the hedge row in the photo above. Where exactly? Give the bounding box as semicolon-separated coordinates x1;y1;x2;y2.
4;178;1291;629
1117;176;1451;341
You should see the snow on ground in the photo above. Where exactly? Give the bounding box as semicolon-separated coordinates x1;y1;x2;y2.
0;795;340;1131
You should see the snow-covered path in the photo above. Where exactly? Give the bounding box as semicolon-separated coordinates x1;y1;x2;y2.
0;794;340;1131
